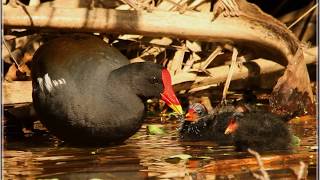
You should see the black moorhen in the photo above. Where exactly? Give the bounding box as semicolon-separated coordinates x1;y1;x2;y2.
180;103;292;151
225;111;292;151
32;34;183;146
179;103;233;144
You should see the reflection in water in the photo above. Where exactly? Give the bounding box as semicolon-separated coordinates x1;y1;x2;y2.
3;117;317;179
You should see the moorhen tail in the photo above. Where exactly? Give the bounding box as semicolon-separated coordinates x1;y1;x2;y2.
179;103;233;144
225;111;292;151
32;34;183;146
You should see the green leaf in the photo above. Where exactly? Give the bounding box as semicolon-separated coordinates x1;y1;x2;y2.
147;125;166;135
291;135;301;147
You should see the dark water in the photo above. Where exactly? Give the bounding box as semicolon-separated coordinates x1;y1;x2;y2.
3;117;317;180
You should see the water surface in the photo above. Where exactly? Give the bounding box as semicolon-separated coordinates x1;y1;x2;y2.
3;117;317;179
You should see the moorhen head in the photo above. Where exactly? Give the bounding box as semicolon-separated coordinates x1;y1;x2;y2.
179;103;233;144
32;34;183;146
225;111;292;152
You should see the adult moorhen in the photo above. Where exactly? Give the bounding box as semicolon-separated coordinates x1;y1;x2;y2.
32;34;183;146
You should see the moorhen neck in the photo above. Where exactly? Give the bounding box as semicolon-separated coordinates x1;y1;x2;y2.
225;111;292;151
32;34;183;146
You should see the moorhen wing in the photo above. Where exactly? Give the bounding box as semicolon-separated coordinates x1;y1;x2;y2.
32;34;183;146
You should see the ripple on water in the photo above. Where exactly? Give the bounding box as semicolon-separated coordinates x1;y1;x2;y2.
3;117;317;179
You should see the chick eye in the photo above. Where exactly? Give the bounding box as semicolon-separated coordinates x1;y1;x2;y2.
149;76;160;84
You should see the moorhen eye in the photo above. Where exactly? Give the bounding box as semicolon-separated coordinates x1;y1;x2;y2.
149;76;160;84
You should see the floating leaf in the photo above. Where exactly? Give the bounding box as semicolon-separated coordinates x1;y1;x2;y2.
291;135;301;147
169;154;192;160
197;156;211;159
147;125;166;135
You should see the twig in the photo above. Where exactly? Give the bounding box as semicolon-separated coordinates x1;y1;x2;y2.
248;148;270;180
288;3;318;29
8;0;26;7
200;46;223;70
188;46;223;76
187;0;206;10
3;40;22;71
164;0;188;12
4;30;37;41
120;0;141;10
221;47;238;104
182;52;200;72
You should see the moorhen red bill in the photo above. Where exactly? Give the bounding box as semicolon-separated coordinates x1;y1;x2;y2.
32;34;183;146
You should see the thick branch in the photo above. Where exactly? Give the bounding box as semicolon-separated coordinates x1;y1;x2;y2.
4;6;295;63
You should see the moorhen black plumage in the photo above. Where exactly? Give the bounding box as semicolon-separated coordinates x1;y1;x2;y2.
180;103;292;152
179;103;233;144
32;34;183;146
225;111;292;151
